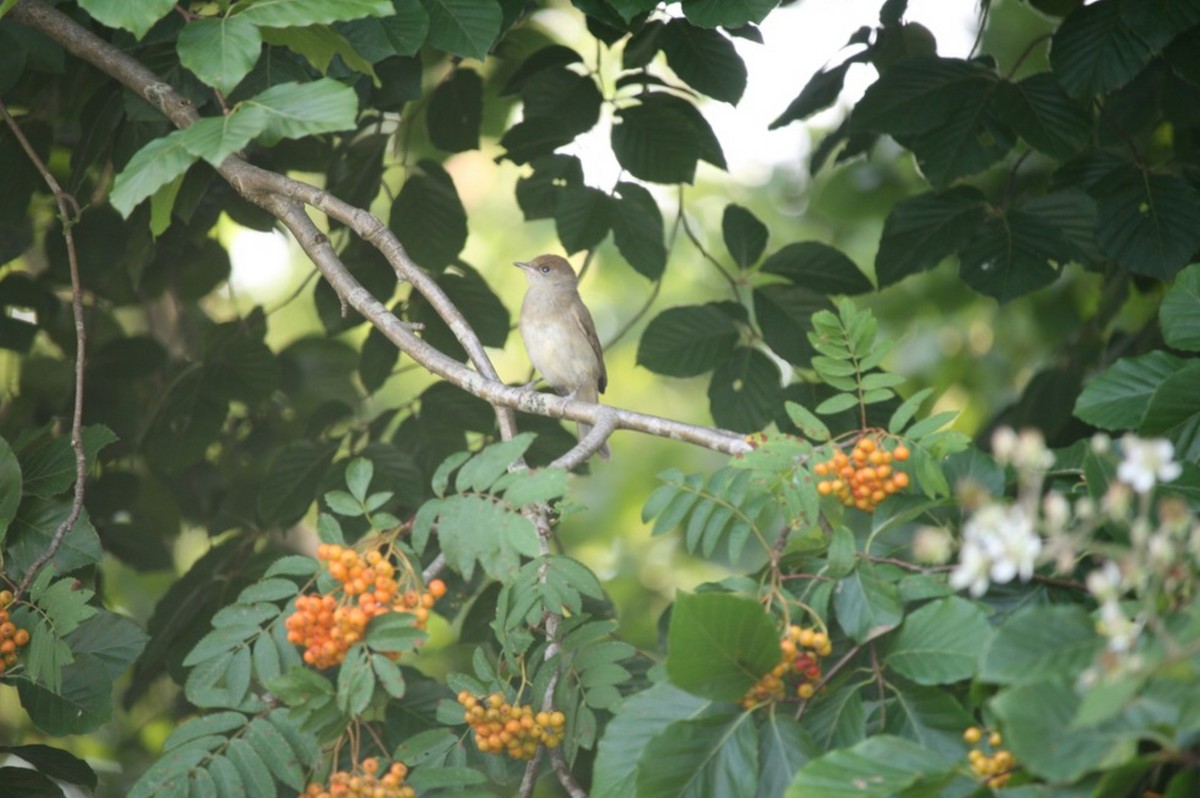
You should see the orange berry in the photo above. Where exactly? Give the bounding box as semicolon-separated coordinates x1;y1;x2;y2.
893;444;910;461
817;481;832;496
963;726;982;744
892;471;909;488
428;579;447;599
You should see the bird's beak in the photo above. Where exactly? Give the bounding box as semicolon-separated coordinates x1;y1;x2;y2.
513;261;531;271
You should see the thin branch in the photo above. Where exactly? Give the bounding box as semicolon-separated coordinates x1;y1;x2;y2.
678;196;741;300
9;0;752;457
550;746;588;798
518;747;545;798
2;101;87;601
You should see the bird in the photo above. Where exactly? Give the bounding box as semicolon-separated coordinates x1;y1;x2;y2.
514;254;610;460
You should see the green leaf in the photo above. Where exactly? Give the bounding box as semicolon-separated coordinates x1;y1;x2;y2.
17;653;113;736
722;204;768;269
1073;351;1182;431
825;526;856;578
612;181;666;280
758;712;818;798
426;67;482;152
371;653;406;698
521;68;603;136
64;611;148;680
787;734;955;797
246;717;304;790
498;116;576;165
708;347;783;433
592;682;710;798
257;440;337;526
112;131;199;216
770;62;851;129
338;0;429;60
659;19;746;104
389;159;467;271
761;242;871;295
612;95;700;184
428;494;540;580
833;563;903;643
1161;264;1200;350
888;387;933;434
500;467;568;506
990;680;1137;782
666;591;781;702
176;16;262;95
408;263;509;358
344;457;373;502
1049;0;1153;98
637;304;740;377
235;0;392;27
416;0;501;60
177;105;271;168
681;0;778;28
636;711;760;798
957;208;1074;302
260;25;378;83
874;187;986;287
337;645;374;714
225;737;274;798
515;154;583;220
554;184;614;254
365;612;425;653
19;424;116;499
980;604;1101;685
882;682;976;759
7;502;103;583
785;402;830;442
206;755;245;798
1093;166;1200;280
1140;360;1200;441
0;436;20;542
993;73;1092;159
0;744;97;789
851;56;994;137
884;596;990;685
455;432;535;493
126;745;208;798
753;284;827;366
0;766;68;798
502;45;583;94
76;0;175;39
245;79;359;141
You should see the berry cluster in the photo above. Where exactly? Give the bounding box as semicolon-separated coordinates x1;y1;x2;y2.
300;758;414;798
458;692;566;760
741;625;832;709
285;545;446;669
814;435;910;513
0;590;30;676
964;727;1015;789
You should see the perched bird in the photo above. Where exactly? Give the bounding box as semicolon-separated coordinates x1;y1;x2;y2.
514;254;610;459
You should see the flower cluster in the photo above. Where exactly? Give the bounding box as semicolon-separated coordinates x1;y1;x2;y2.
300;758;414;798
963;727;1015;789
458;692;566;759
949;503;1041;597
0;590;30;676
285;545;445;669
813;434;910;513
741;625;832;709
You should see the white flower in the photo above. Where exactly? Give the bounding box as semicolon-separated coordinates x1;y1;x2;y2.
949;538;991;597
1116;435;1182;494
950;503;1042;596
991;427;1017;464
1096;600;1140;653
1042;492;1070;530
1085;560;1122;603
912;526;953;565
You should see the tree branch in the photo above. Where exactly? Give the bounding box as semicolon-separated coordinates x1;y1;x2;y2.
8;0;751;457
1;100;88;601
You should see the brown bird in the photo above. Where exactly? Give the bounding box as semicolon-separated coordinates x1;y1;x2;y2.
514;254;610;459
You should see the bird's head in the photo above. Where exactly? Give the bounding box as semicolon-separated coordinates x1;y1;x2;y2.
514;254;578;289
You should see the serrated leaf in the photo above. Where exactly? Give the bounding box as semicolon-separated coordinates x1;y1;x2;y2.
428;494;539;580
980;604;1101;685
427;67;482;152
176;16;261;94
501;467;568;506
722;204;768;268
417;0;501;60
636;711;761;798
612;96;699;184
1093;166;1200;281
885;597;991;685
681;0;778;28
833;563;903;643
1073;351;1182;430
389;159;467;271
888;387;934;434
365;612;426;652
707;347;783;433
659;19;746;104
993;72;1092;159
785;402;830;441
245;717;304;790
787;734;955;797
770;61;851;129
554;184;613;254
245;79;358;141
76;0;175;39
1049;0;1153;98
761;242;872;295
225;737;274;798
337;645;374;714
19;424;118;499
637;304;740;377
612;181;666;280
875;187;987;287
257;440;337;526
1161;264;1200;351
455;432;535;493
666;591;780;701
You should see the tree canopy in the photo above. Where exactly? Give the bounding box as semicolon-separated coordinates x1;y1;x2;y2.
1;0;1200;796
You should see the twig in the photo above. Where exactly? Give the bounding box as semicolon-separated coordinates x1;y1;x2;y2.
677;192;741;300
550;747;588;798
1;101;87;601
518;747;545;798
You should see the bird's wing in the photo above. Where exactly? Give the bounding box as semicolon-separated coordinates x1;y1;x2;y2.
571;297;607;394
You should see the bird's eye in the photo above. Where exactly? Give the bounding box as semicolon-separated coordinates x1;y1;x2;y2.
540;266;550;273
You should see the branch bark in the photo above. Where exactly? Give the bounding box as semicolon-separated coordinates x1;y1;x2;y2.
8;0;750;457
